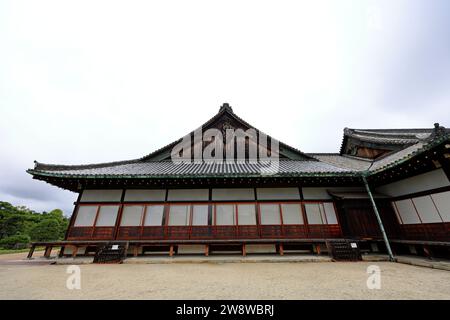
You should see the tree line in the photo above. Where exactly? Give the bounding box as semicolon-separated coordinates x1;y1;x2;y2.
0;201;69;249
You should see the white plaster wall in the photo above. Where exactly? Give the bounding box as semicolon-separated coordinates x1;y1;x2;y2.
302;187;365;200
124;189;166;201
431;191;450;222
212;188;255;200
376;169;450;197
167;189;209;201
256;187;300;200
412;196;442;223
395;199;421;224
80;189;122;202
302;188;332;200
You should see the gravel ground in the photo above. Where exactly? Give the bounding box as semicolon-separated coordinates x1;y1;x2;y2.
0;252;449;299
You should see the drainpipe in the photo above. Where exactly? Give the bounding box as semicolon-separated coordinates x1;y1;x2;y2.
362;174;395;262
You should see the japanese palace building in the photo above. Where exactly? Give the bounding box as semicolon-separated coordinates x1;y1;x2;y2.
27;104;450;260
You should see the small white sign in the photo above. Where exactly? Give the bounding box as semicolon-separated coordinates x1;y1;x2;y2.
350;242;358;249
111;245;119;250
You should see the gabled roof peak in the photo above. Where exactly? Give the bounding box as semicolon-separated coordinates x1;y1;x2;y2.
219;102;233;113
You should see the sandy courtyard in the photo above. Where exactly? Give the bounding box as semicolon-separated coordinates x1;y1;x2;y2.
0;252;449;299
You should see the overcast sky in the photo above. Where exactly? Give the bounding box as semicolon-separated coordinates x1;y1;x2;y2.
1;0;449;215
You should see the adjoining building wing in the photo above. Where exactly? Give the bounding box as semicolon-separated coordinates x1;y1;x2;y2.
310;123;450;176
339;125;450;159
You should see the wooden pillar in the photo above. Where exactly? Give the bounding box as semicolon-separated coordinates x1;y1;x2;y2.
242;244;246;257
169;245;174;257
133;246;139;257
204;245;209;257
44;246;52;258
315;244;321;255
124;242;130;259
279;243;284;256
423;245;432;260
58;246;65;258
64;192;82;240
72;246;78;258
27;244;36;259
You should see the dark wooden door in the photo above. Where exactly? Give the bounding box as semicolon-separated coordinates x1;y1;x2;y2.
336;199;400;239
336;200;381;239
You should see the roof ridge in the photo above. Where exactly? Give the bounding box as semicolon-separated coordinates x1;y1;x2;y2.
348;128;438;133
340;154;374;162
306;152;340;156
32;159;140;171
347;129;427;140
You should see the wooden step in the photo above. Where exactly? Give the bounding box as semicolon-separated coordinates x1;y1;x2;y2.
93;243;128;264
327;240;361;261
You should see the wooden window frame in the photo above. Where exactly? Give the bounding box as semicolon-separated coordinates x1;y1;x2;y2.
69;203;120;240
69;200;342;240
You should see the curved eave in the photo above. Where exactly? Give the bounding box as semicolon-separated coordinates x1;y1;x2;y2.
32;159;141;171
27;169;360;180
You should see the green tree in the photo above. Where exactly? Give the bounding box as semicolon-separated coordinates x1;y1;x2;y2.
0;234;31;249
0;201;68;247
0;202;27;239
42;209;69;239
29;219;62;242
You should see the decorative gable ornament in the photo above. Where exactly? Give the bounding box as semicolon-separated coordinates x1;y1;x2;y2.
170;126;279;175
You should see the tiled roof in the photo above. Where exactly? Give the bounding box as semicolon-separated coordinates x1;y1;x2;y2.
367;132;450;173
311;131;449;174
339;126;450;154
26;103;450;183
307;153;372;171
343;128;434;145
28;159;355;178
29;131;450;180
30;131;449;180
368;142;426;172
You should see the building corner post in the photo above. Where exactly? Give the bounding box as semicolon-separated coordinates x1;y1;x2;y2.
362;174;395;262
